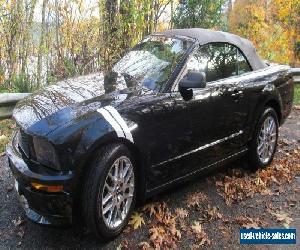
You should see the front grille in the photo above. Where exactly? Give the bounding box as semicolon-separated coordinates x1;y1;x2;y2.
19;129;30;158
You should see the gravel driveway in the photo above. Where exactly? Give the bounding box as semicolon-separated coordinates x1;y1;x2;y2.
0;109;299;249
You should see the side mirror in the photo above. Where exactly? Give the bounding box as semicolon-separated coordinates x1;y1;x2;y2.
179;71;206;90
179;71;206;100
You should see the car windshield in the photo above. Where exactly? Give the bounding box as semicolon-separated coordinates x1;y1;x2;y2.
113;36;192;92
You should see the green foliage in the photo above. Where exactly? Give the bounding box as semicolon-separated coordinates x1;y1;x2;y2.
99;0;153;72
294;85;300;104
172;0;225;29
6;74;37;93
63;58;79;78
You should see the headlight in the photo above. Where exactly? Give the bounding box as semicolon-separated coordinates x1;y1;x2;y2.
33;137;60;169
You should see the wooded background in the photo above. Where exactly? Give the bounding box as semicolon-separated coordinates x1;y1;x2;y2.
0;0;299;92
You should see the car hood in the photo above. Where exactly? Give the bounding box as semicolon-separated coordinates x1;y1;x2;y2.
13;71;155;136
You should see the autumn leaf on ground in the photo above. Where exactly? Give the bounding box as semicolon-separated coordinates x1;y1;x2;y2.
235;216;261;229
254;177;266;187
191;221;203;234
170;223;181;240
128;212;145;230
260;188;273;196
205;205;223;221
149;226;171;249
215;148;300;205
175;208;189;219
186;192;209;208
143;203;157;218
117;240;129;249
191;222;211;246
271;211;293;228
145;203;181;248
138;241;151;250
143;202;167;219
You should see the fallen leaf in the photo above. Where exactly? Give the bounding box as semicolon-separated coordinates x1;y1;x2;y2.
191;221;203;234
235;216;261;229
205;205;223;221
138;241;151;250
128;212;145;230
143;203;158;217
186;192;209;208
143;202;167;221
191;222;211;246
271;211;293;228
175;208;188;219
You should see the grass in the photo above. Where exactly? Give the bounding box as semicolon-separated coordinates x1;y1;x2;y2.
0;119;15;154
294;85;300;104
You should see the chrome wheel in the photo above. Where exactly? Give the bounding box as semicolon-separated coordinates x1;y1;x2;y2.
257;115;277;164
101;156;134;229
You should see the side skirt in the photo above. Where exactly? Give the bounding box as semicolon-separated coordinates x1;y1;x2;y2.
145;148;248;198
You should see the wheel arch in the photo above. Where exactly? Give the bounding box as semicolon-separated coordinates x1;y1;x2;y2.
247;86;283;143
264;99;282;125
74;136;147;208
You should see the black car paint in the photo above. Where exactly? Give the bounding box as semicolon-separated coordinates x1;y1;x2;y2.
7;36;294;226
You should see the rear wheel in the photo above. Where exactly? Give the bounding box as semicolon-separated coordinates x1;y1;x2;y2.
247;107;278;170
82;144;136;241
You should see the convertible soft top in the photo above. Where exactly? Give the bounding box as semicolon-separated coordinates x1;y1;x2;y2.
155;28;266;71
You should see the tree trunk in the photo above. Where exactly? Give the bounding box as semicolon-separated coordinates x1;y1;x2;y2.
36;0;48;87
102;0;119;72
55;0;61;61
7;0;23;83
20;0;37;74
170;0;174;28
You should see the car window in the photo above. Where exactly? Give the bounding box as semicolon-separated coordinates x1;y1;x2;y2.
237;49;252;75
186;43;251;83
113;36;192;92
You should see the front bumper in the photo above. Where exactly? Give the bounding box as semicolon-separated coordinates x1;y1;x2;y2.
6;132;74;226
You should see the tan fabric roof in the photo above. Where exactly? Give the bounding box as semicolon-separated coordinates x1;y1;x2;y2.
154;28;266;70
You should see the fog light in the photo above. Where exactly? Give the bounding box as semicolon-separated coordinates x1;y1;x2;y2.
31;182;63;193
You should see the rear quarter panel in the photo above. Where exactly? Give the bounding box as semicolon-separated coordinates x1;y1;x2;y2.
241;64;293;141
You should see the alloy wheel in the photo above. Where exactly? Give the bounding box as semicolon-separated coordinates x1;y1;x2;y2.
101;156;134;229
257;115;277;164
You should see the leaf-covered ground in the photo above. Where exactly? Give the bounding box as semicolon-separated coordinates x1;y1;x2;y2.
0;109;300;249
0;119;15;154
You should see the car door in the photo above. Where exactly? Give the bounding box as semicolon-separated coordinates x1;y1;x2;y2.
170;43;252;172
134;92;215;190
144;43;252;190
144;45;231;190
199;43;253;156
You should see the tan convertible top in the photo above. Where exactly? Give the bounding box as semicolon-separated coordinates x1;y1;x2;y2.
154;28;266;71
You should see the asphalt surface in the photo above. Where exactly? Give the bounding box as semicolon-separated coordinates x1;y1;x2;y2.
0;109;299;249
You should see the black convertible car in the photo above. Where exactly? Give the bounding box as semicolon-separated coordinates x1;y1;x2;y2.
7;28;294;240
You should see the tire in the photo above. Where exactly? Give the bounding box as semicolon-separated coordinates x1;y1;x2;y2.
247;107;279;170
82;143;136;241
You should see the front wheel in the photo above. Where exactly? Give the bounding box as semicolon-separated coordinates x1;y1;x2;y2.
247;107;279;170
82;144;136;241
